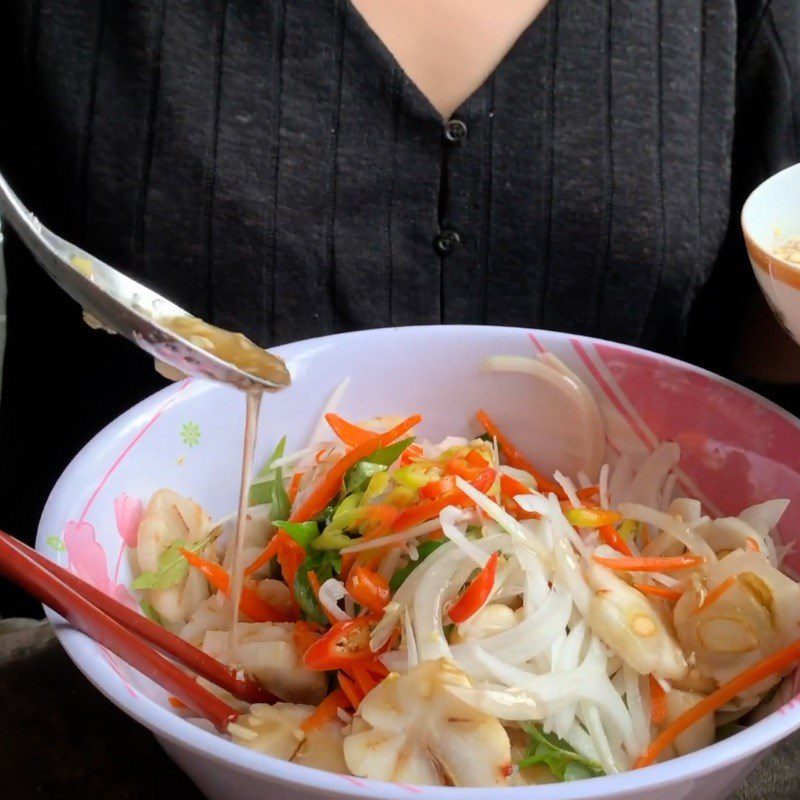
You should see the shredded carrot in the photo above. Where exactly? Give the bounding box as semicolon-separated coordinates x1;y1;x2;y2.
399;443;424;465
347;663;379;696
465;449;490;468
745;536;760;553
695;575;737;613
340;552;358;582
599;524;634;557
636;638;800;768
500;473;533;499
244;534;281;577
593;554;705;572
275;531;305;599
634;583;683;602
290;414;422;522
338;672;364;709
649;675;667;726
577;485;600;501
359;504;399;538
325;413;375;446
315;448;328;464
181;549;294;622
288;471;304;503
476;409;564;497
500;474;540;520
300;689;350;733
168;696;187;709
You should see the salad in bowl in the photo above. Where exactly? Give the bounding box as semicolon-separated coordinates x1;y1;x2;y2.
129;351;800;788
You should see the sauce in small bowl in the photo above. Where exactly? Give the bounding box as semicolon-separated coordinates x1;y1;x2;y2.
742;162;800;345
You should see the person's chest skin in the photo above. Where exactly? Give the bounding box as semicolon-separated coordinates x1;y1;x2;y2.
350;0;552;118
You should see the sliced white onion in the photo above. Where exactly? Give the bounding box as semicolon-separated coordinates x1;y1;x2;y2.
514;544;551;609
622;664;648;755
377;547;404;580
412;536;504;663
607;452;636;508
550;621;587;738
499;465;538;488
621;502;716;561
318;578;350;621
379;649;408;673
555;470;581;509
577;470;592;490
256;446;316;474
581;700;620;774
444;683;543;721
339;519;441;554
739;499;789;536
669;497;703;525
542;499;592;614
402;608;419;670
483;354;605;478
599;463;610;510
370;600;403;652
659;472;678;512
561;722;602;763
454;477;553;566
619;443;681;509
440;505;490;567
515;493;550;516
450;589;572;672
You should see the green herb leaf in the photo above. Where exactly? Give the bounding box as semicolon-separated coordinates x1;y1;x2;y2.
294;550;342;626
518;724;604;782
274;520;319;549
389;539;446;593
132;532;216;591
132;539;188;590
139;600;161;623
270;465;291;522
344;461;387;494
249;436;287;506
368;437;415;467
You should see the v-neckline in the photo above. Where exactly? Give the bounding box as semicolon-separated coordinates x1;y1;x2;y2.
343;0;549;123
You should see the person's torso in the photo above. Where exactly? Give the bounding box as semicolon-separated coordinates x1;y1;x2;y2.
10;0;736;352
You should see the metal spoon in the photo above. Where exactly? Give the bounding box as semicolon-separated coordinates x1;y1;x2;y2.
0;172;290;393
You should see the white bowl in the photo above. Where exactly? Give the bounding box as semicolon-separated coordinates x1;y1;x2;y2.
37;326;800;800
742;161;800;344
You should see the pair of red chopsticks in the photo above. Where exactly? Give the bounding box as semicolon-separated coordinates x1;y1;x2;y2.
0;529;275;731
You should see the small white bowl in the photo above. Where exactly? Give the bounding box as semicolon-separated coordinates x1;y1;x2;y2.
36;326;800;800
742;161;800;343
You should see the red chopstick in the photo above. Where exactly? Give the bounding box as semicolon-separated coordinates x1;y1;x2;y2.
0;530;248;731
0;531;274;705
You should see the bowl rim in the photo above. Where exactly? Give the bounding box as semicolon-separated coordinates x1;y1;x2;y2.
37;324;800;799
742;161;800;290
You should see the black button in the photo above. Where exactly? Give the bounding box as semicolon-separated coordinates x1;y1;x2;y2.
444;119;467;143
434;229;461;255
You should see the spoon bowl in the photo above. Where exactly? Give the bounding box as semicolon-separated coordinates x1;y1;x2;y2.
0;172;290;393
